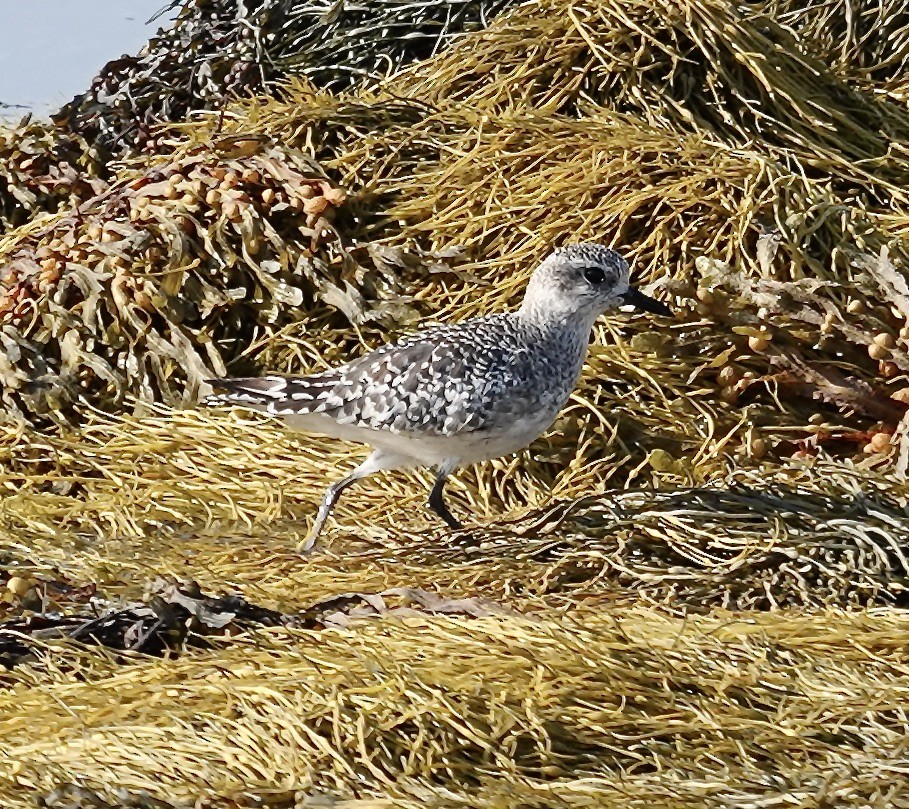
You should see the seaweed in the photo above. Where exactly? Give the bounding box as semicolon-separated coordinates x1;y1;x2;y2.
3;0;909;806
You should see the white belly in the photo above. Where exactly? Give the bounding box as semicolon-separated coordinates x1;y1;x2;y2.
281;410;556;468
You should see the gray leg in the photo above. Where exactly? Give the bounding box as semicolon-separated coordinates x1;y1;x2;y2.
305;473;361;548
301;450;410;552
427;459;462;530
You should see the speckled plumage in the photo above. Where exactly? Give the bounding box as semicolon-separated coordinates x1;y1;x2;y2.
218;314;586;448
206;243;671;549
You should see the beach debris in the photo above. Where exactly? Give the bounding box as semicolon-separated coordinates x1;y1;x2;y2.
0;576;514;668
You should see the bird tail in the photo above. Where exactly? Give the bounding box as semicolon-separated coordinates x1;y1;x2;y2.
204;376;290;408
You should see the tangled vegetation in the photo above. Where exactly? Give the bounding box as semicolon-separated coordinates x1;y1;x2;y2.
2;0;909;806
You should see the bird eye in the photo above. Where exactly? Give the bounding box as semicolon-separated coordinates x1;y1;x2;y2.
583;266;606;285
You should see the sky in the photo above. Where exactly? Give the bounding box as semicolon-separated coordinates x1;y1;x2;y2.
0;0;177;117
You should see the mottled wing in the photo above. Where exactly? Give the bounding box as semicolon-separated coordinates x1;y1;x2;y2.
207;315;517;436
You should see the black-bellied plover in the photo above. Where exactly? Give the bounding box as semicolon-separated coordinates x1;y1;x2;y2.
207;244;671;549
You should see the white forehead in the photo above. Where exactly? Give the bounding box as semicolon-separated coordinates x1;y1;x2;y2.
536;245;631;293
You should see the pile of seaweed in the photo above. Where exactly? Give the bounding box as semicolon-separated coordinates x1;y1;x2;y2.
0;136;361;420
55;0;516;153
0;118;103;229
6;566;909;809
3;0;909;807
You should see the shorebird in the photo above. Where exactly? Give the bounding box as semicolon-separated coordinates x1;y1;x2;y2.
207;244;671;549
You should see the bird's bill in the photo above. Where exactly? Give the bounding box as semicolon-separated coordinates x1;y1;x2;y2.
620;287;672;316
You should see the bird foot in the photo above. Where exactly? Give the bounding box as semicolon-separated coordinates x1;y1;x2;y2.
297;523;323;555
296;538;317;556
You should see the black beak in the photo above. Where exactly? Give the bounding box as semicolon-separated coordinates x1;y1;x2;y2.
620;287;672;316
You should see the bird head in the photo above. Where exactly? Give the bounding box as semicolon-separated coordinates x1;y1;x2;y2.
520;243;671;326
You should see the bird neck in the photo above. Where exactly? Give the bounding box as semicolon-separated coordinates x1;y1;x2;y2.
516;297;601;341
512;304;596;376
